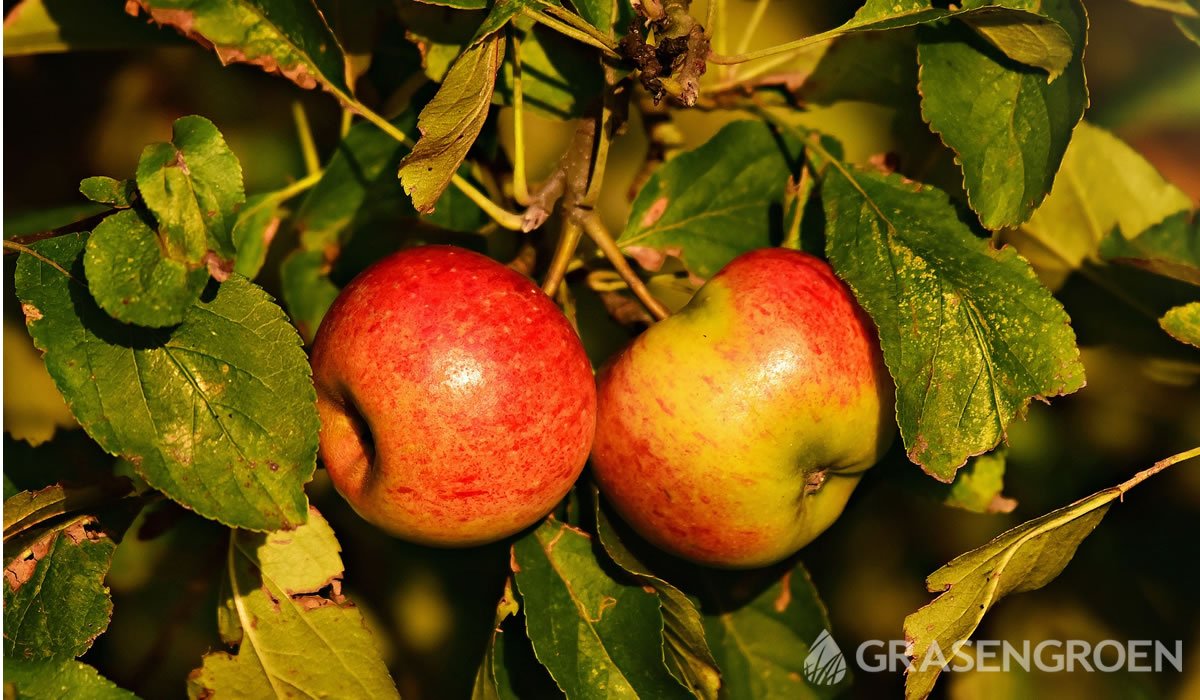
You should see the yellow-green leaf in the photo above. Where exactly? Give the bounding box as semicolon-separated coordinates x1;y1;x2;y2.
399;31;504;213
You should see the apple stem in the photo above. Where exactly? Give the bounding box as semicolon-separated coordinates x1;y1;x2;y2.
542;219;585;297
580;213;670;321
509;27;532;208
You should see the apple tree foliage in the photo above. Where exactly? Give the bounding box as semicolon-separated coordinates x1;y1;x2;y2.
3;0;1199;698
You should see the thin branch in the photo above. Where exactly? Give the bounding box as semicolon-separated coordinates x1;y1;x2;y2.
709;26;842;65
735;0;772;59
1118;446;1200;493
510;27;531;207
291;101;321;176
522;117;597;231
3;240;77;279
528;7;621;58
542;218;585;297
579;213;669;321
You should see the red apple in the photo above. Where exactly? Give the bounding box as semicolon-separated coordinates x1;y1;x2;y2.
310;246;596;546
592;248;894;568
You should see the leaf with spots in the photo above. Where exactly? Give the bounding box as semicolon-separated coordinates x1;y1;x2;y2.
594;493;721;700
3;658;138;699
619;120;805;279
188;507;400;699
917;0;1088;229
399;31;504;213
1160;302;1200;348
136;115;245;263
821;165;1085;480
82;116;246;327
126;0;352;97
511;517;692;699
79;177;136;208
14;233;318;531
898;451;1193;700
698;563;846;699
4;514;116;660
83;209;211;328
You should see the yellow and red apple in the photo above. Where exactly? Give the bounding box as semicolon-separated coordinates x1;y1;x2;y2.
591;248;894;568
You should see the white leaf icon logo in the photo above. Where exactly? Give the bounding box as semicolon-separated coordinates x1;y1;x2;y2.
803;630;847;686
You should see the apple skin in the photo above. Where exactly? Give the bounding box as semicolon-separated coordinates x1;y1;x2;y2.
310;245;596;547
592;248;894;568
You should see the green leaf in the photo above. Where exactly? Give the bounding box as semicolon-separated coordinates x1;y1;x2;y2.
84;210;210;327
79;177;135;208
2;0;181;56
3;658;139;699
938;449;1016;513
127;0;352;96
231;193;284;279
1177;3;1200;46
1099;210;1200;286
474;0;535;39
292;110;421;253
189;507;400;699
280;249;340;344
822;166;1085;479
902;484;1118;698
136;115;246;263
4;515;116;660
831;0;1073;77
700;564;846;699
495;18;606;119
315;0;385;86
619;121;804;279
15;234;318;531
960;5;1073;79
472;578;522;700
399;31;504;213
1160;302;1200;347
3;481;134;542
802;30;919;107
511;517;692;699
1127;0;1200;45
1008;122;1192;283
594;497;721;700
918;0;1087;229
402;7;602;119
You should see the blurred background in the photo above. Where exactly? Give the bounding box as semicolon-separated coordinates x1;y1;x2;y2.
5;1;1200;698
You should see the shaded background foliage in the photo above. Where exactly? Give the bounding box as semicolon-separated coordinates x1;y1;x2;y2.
4;1;1200;698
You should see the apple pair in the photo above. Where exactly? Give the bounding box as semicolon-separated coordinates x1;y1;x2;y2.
311;245;893;568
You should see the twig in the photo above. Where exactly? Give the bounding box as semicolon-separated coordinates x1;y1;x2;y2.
579;213;669;321
522;117;598;231
292;101;321;176
509;27;531;206
543;219;585;297
709;26;842;65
